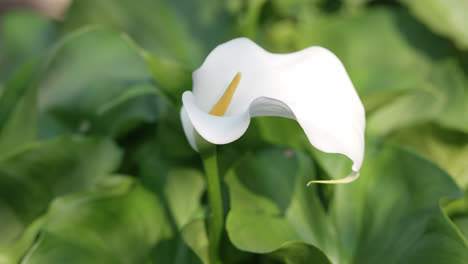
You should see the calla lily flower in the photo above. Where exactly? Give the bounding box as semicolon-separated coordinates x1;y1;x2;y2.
181;38;365;183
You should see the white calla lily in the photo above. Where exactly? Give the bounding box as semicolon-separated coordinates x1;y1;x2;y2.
181;38;365;183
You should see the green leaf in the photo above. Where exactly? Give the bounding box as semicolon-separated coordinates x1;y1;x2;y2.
181;219;209;264
0;11;55;82
398;0;468;50
366;89;442;135
229;0;267;39
96;84;163;115
226;138;468;263
267;0;321;17
18;177;172;264
0;137;122;250
342;0;372;10
389;124;468;189
225;148;334;260
123;35;192;106
164;169;206;229
0;61;39;158
319;137;468;263
91;82;164;139
372;59;468;134
62;0;203;67
453;216;468;242
430;61;468;133
61;0;238;103
254;117;309;150
268;241;332;264
138;145;208;263
445;189;468;244
38;29;159;139
156;113;198;160
0;60;38;128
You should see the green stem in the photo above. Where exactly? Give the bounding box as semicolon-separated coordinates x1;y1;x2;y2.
201;148;223;264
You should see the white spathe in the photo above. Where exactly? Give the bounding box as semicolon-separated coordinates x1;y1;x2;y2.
181;38;365;180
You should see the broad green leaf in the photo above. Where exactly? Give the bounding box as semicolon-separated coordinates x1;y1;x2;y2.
181;219;209;264
225;148;335;260
18;176;172;264
0;11;55;82
319;137;468;263
0;61;38;128
454;216;468;241
159;0;234;63
96;84;163;115
268;241;331;264
398;0;468;50
0;216;47;264
156;108;200;160
0;137;121;249
366;89;442;135
137;131;259;263
38;29;159;139
138;145;207;263
132;103;198;165
390;125;468;189
164;169;206;229
431;61;468;133
90;83;164;139
445;190;468;242
254;117;309;150
63;0;202;65
123;35;192;106
62;0;237;101
0;61;39;158
226;138;468;263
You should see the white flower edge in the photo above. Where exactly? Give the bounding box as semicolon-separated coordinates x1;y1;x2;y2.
181;38;365;181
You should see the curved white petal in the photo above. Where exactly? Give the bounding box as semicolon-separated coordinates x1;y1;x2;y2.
182;37;365;173
180;106;198;151
183;91;251;145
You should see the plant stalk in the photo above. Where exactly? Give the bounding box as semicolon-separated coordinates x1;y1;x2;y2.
201;148;223;264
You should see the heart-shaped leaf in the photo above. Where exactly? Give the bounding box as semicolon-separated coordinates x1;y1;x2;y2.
226;138;468;263
0;137;121;250
398;0;468;50
17;177;171;264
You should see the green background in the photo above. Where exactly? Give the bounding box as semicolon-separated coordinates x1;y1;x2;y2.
0;0;467;263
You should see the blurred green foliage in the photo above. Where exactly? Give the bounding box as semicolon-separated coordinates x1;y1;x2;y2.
0;0;467;263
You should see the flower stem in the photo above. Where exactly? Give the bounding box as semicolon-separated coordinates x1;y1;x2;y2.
201;148;223;264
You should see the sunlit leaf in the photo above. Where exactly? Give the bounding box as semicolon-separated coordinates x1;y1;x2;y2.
398;0;468;50
0;137;121;251
225;148;336;260
226;138;468;262
390;125;468;189
445;190;468;242
19;177;172;264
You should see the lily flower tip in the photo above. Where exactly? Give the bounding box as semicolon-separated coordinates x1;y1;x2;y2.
306;170;360;186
